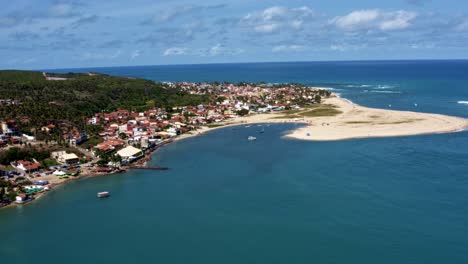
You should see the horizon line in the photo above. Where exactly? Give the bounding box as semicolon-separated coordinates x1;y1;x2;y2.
6;58;468;72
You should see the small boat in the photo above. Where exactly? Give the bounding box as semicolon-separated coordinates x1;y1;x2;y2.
97;191;110;198
259;127;265;134
248;136;256;141
245;125;251;128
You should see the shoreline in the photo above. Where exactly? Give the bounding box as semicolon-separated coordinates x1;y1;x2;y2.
170;95;468;142
3;94;467;210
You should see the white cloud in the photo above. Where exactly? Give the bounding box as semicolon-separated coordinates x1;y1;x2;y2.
378;11;417;31
331;9;417;31
330;44;366;52
254;23;280;33
241;6;315;33
332;10;380;31
163;47;188;56
272;45;304;52
200;44;244;56
410;43;435;49
131;50;141;59
330;44;346;52
163;44;244;57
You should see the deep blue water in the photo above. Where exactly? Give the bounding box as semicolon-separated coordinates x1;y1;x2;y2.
2;61;468;263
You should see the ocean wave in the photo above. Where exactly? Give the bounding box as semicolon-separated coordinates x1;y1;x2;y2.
345;84;372;88
458;101;468;105
321;87;344;92
335;94;354;104
341;98;355;105
374;85;395;89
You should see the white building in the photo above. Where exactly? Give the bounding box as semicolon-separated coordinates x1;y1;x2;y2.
117;146;143;162
51;151;80;164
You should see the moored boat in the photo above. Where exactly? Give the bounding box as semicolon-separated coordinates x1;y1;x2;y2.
248;136;256;141
97;191;110;198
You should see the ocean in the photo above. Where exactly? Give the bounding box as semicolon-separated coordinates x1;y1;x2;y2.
2;61;468;263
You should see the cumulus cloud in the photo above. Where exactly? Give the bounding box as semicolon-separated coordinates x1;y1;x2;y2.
331;9;417;31
241;6;315;33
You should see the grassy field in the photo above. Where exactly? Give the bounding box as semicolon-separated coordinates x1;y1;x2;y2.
269;104;342;119
206;123;225;128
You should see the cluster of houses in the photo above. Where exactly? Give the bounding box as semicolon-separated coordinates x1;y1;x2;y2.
0;119;22;147
0;82;331;206
85;82;329;161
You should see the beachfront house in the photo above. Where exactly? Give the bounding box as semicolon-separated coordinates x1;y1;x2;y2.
117;146;144;163
14;160;41;174
51;151;80;165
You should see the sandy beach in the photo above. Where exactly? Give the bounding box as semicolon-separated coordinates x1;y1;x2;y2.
186;95;468;141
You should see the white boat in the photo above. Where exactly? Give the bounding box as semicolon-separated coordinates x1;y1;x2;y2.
248;136;256;141
97;191;110;198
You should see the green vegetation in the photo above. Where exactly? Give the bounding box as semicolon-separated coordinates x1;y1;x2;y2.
206;123;225;128
42;158;60;167
236;108;249;116
301;107;342;117
0;147;50;165
269;104;342;119
0;70;210;132
80;137;103;150
376;119;424;125
346;121;372;124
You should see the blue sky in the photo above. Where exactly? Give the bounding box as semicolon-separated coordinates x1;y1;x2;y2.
1;0;468;69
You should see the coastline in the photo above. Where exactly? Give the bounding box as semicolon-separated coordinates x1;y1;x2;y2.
3;93;467;210
171;95;468;142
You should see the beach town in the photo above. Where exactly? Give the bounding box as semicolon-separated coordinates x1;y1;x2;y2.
0;80;331;207
1;77;467;208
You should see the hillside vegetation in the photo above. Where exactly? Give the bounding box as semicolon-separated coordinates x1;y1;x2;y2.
0;70;209;130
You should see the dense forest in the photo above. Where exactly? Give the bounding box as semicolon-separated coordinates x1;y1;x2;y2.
0;70;209;130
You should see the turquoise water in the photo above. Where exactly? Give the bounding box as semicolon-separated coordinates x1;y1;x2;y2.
2;61;468;263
